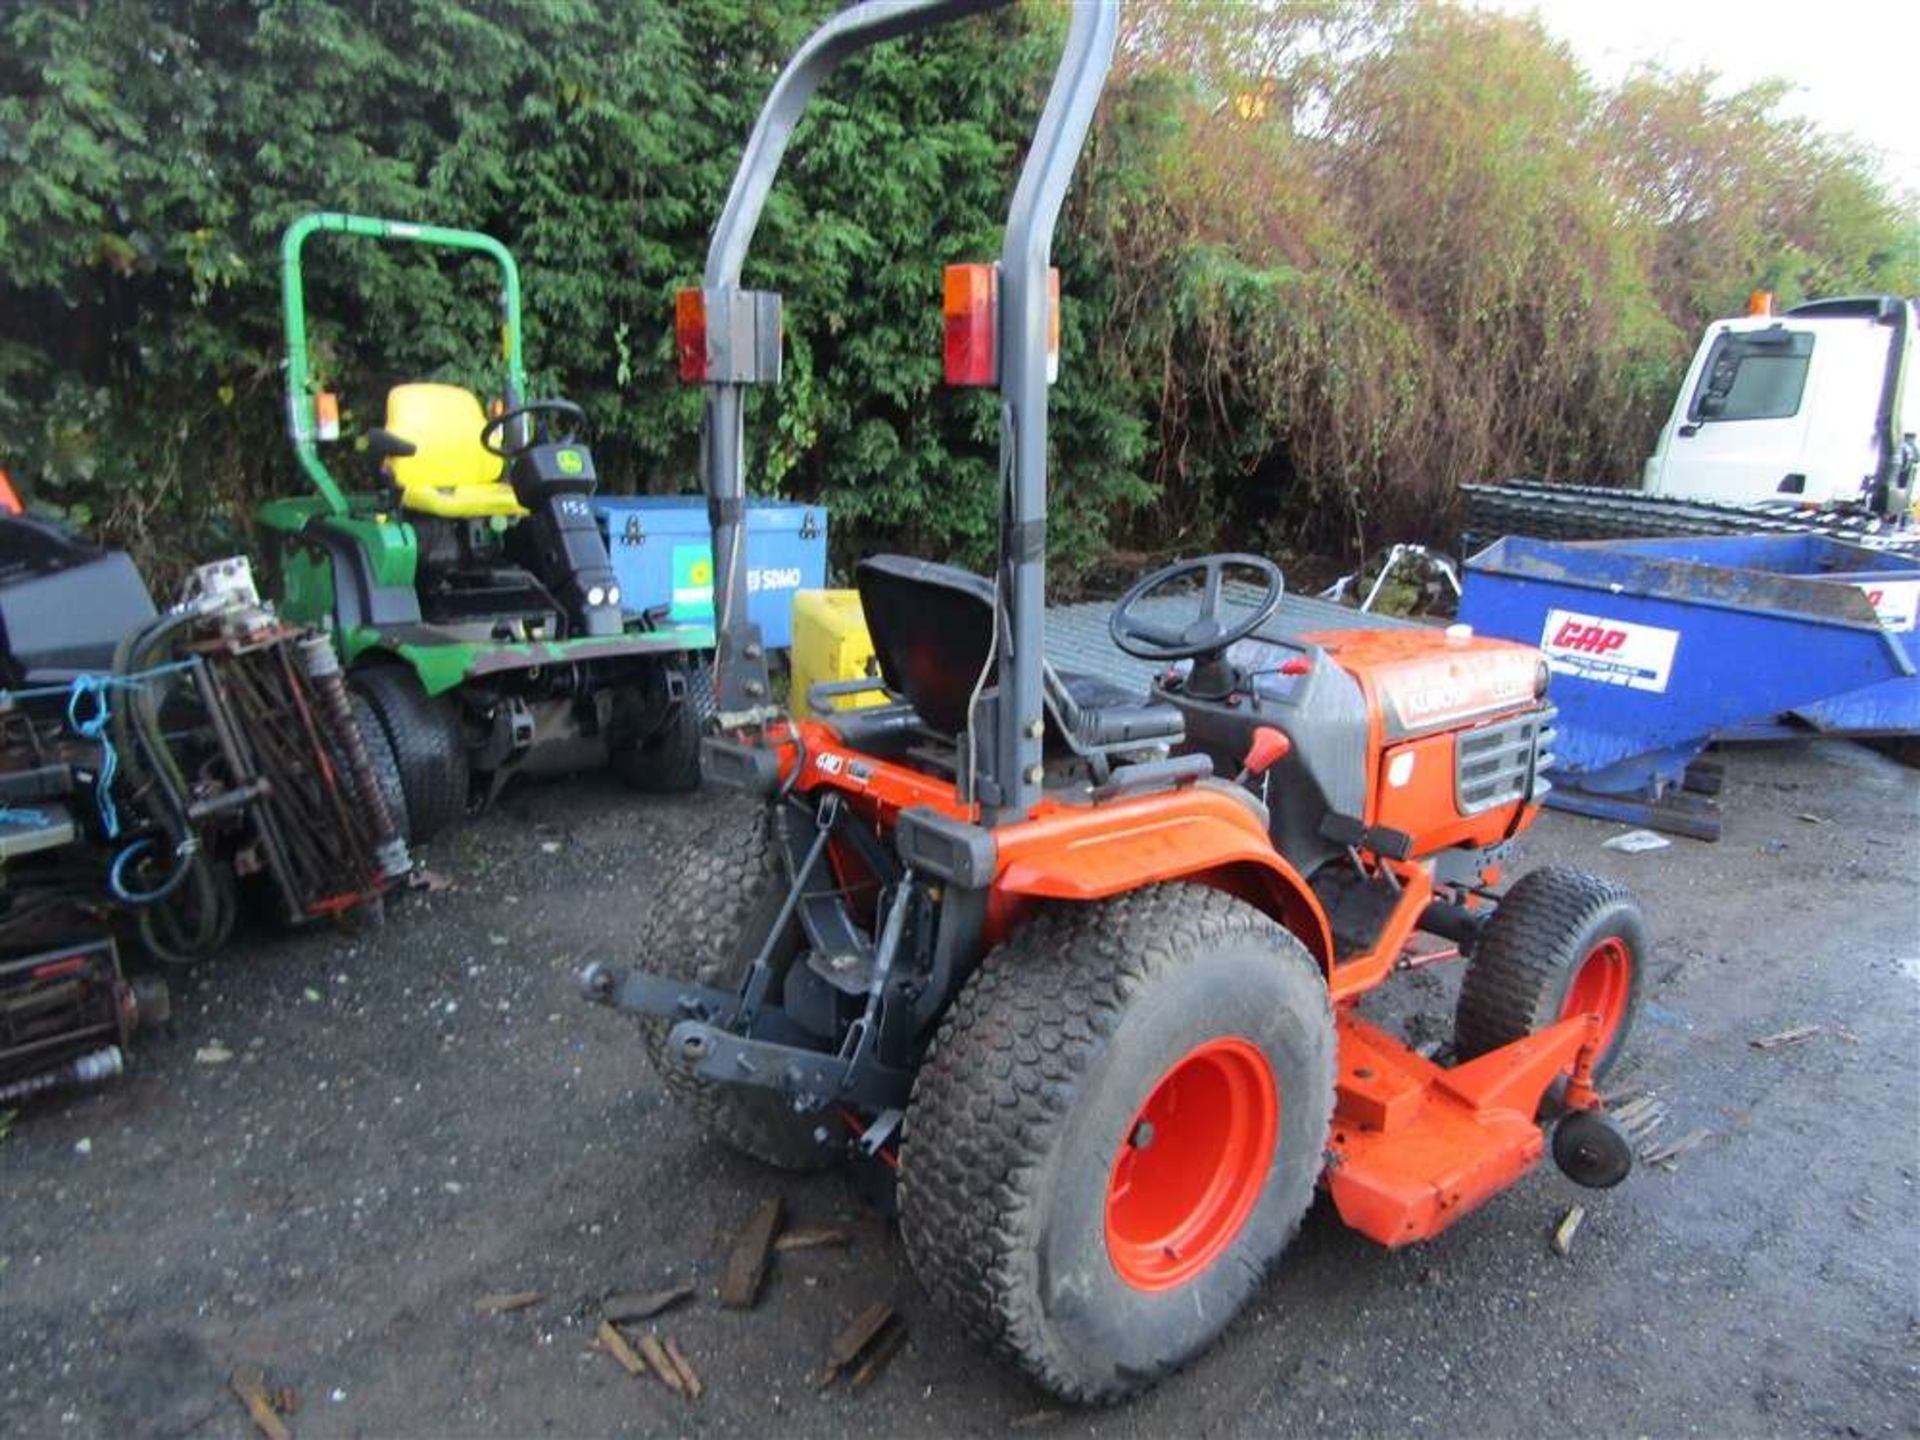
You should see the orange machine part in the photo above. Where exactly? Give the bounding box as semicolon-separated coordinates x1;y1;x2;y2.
1324;1009;1598;1247
1304;626;1544;850
781;720;1337;964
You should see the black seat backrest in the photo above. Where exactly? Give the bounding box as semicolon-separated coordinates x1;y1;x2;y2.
0;518;157;686
855;554;995;736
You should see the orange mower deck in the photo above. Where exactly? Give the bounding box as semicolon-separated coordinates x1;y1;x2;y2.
1326;1008;1603;1246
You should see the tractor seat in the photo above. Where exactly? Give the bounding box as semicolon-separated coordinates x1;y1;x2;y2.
381;383;526;521
853;554;1184;752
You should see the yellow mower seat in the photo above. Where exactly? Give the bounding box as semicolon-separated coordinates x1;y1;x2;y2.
382;383;525;520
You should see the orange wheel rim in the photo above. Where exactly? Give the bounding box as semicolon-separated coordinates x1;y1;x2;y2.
1562;936;1633;1054
1104;1036;1279;1291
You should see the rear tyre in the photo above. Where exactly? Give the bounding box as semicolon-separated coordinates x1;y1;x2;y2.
633;807;837;1170
1454;866;1646;1082
351;665;468;843
611;664;703;795
349;692;410;844
900;883;1335;1403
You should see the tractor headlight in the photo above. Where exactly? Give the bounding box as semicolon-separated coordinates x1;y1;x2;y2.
587;585;608;607
607;585;621;607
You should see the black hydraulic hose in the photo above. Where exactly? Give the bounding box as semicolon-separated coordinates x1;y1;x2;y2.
108;610;236;963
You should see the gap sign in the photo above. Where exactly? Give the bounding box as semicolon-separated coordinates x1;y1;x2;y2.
1540;607;1680;693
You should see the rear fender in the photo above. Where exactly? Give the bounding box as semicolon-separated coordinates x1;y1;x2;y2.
991;786;1335;970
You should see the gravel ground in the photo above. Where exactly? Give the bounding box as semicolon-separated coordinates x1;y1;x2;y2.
1;738;1916;1438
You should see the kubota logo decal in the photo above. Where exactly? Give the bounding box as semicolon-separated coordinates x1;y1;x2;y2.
1381;650;1538;735
1541;607;1679;693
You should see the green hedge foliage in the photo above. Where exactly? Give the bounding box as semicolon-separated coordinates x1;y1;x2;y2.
2;1;1913;586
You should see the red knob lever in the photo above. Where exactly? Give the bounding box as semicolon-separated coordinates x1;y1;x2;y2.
1237;725;1292;783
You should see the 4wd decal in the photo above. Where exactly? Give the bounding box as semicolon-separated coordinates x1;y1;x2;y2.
1540;608;1679;693
1858;579;1919;633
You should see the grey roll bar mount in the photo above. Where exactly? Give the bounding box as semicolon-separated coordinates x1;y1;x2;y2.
695;0;1120;827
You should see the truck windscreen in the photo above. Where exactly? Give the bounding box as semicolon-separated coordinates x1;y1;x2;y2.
1690;329;1815;422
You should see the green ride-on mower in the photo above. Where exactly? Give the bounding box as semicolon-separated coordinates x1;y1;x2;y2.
582;0;1650;1405
257;213;711;841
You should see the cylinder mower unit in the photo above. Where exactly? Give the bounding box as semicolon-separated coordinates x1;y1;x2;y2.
1;515;408;1099
579;0;1650;1405
257;214;715;839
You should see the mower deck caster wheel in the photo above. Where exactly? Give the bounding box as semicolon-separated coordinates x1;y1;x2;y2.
1552;1109;1634;1189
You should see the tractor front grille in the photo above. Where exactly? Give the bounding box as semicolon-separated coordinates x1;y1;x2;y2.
1455;706;1554;815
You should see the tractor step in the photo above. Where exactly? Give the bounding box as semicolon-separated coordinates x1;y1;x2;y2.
1324;1011;1595;1247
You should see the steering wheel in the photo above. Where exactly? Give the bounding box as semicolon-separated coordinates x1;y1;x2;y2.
479;399;588;459
1109;553;1285;661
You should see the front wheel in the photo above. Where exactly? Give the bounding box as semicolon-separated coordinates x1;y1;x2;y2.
899;883;1335;1404
632;807;837;1170
610;664;703;794
1453;865;1647;1082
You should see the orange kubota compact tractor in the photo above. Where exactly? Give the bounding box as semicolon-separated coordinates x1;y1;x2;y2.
582;0;1648;1403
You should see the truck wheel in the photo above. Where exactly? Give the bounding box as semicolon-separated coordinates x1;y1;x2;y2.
611;665;702;794
348;693;410;843
900;883;1335;1403
351;666;468;843
1454;866;1647;1082
633;808;837;1170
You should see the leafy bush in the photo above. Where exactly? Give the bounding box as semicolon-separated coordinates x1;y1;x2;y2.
2;0;1913;587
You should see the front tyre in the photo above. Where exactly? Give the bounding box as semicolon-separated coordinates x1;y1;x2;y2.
1453;865;1647;1082
610;664;703;794
632;807;837;1170
899;883;1335;1404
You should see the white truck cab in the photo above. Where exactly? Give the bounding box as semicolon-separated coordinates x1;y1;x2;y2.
1642;295;1917;518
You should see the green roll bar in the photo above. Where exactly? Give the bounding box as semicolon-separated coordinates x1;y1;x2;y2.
281;212;528;515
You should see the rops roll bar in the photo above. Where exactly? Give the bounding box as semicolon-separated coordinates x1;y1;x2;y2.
687;0;1119;826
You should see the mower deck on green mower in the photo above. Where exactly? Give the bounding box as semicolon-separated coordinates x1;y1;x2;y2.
260;213;711;841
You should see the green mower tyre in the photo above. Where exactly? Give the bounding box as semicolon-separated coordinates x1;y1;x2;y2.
633;807;837;1170
348;692;411;844
351;665;468;844
900;883;1335;1404
611;665;702;795
1454;865;1647;1082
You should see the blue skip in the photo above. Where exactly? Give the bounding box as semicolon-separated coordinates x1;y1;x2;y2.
1459;533;1918;838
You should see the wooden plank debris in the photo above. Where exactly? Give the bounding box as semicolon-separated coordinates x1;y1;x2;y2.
775;1226;852;1253
596;1320;645;1378
663;1337;704;1399
635;1333;686;1396
602;1283;694;1323
719;1197;785;1308
229;1368;292;1440
1551;1204;1586;1257
1751;1024;1821;1050
819;1301;896;1389
472;1291;544;1315
850;1316;909;1391
1641;1127;1711;1169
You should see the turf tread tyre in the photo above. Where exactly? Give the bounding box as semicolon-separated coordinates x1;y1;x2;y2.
899;883;1335;1403
1454;866;1645;1080
611;664;703;795
347;692;411;844
633;808;834;1170
351;666;469;843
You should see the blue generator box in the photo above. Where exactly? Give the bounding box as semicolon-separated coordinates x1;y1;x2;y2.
593;496;826;650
